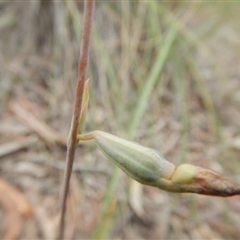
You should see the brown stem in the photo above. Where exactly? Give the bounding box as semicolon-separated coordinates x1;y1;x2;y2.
58;0;95;239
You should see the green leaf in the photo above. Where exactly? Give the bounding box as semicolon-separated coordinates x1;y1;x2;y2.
78;78;90;134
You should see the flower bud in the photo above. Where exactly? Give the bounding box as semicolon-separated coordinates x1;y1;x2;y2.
93;131;176;186
77;131;240;197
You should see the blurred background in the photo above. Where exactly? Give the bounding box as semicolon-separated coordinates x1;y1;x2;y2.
1;1;240;239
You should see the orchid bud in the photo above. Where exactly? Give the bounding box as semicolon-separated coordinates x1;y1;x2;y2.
77;131;240;197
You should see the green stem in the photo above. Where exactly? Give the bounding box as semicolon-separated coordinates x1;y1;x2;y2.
77;132;95;141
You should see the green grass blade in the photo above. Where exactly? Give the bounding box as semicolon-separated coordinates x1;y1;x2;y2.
128;25;178;139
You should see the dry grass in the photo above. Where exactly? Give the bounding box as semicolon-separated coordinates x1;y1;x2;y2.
1;1;240;239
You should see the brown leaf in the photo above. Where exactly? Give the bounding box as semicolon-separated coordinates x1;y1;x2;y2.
0;178;33;239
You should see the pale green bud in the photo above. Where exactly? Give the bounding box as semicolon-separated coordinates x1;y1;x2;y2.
79;131;176;186
77;131;240;197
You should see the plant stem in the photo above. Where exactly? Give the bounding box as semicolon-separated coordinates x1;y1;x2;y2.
77;132;95;141
58;0;95;239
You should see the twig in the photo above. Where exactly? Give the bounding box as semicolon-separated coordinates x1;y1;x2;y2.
58;0;95;239
33;158;108;175
10;101;65;145
0;136;38;158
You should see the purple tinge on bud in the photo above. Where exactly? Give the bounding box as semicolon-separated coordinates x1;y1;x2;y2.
189;167;240;196
158;164;240;197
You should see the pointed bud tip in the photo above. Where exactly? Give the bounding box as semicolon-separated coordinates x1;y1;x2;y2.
193;167;240;196
170;164;240;197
